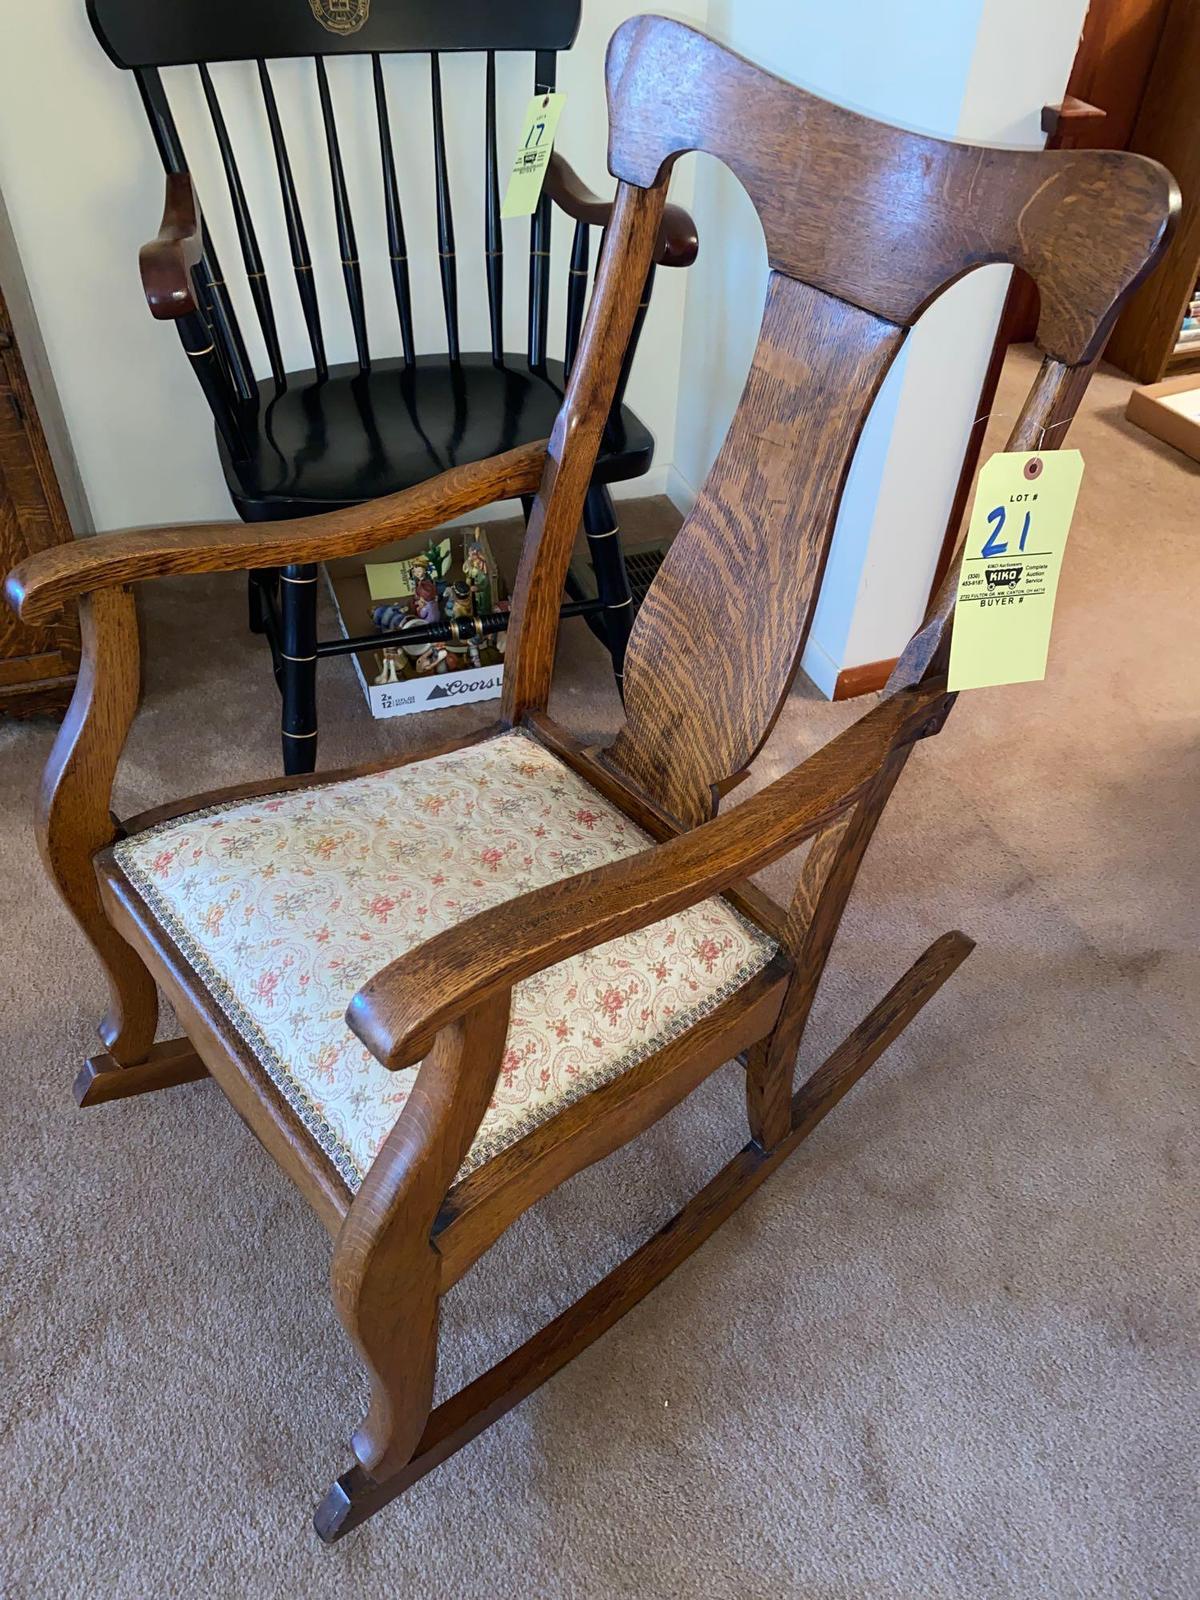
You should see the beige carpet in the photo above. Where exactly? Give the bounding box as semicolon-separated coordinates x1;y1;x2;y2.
1;347;1196;1598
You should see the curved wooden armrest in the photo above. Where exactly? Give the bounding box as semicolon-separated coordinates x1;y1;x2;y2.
140;171;203;321
544;151;698;268
6;443;546;627
348;682;951;1070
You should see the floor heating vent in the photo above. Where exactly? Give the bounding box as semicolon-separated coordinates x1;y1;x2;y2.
569;541;669;623
625;543;667;606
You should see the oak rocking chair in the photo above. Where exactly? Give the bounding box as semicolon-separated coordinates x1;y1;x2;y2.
7;16;1175;1543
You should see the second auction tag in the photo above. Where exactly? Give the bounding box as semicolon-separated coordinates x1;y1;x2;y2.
948;449;1084;692
500;92;567;218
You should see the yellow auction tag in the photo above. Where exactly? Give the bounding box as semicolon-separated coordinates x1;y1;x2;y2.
948;449;1084;692
500;92;567;219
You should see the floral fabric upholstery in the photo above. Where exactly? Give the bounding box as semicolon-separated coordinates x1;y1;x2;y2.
113;731;777;1191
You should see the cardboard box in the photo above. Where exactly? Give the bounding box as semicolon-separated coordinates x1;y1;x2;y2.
1125;375;1200;465
325;528;506;720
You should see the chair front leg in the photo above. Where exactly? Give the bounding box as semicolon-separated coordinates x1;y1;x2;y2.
279;563;318;775
40;589;159;1064
331;992;510;1482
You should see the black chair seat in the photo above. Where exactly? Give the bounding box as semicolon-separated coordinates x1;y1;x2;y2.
218;353;654;522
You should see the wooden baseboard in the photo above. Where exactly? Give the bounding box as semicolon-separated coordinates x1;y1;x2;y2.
832;657;897;700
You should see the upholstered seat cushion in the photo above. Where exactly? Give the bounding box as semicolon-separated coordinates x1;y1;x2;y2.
113;732;777;1191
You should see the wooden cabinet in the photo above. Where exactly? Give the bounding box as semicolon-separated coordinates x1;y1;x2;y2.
1106;0;1200;383
0;274;79;716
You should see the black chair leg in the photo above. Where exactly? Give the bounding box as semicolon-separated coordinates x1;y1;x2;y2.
280;563;319;776
523;492;610;650
249;568;285;690
247;568;274;635
583;482;633;695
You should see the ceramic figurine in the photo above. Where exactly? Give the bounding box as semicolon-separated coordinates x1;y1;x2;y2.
393;613;433;664
462;535;494;618
372;647;409;686
413;576;440;627
371;600;410;634
413;643;449;676
475;597;510;666
494;597;512;660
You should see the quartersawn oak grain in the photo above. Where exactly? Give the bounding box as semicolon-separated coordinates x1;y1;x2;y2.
607;275;904;824
4;12;1175;1544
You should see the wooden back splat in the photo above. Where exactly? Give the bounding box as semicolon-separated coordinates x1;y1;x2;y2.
608;279;903;824
502;15;1176;824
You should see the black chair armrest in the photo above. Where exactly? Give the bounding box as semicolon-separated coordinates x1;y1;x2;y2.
544;152;698;267
139;172;203;321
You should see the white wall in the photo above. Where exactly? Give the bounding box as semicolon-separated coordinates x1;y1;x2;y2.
671;0;1090;694
834;0;1093;685
0;0;701;532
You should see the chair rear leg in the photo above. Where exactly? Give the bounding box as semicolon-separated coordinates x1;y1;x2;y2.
583;482;634;695
747;750;912;1147
745;1037;793;1150
279;564;318;776
249;569;285;691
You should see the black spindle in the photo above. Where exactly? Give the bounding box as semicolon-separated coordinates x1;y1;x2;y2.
484;51;504;366
372;53;415;367
564;220;589;378
135;67;254;403
527;51;555;371
199;65;286;389
177;311;246;457
612;264;656;415
315;55;370;372
259;60;327;381
430;53;460;363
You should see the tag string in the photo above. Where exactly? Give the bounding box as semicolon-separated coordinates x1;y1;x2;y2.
971;409;1072;450
1035;418;1072;449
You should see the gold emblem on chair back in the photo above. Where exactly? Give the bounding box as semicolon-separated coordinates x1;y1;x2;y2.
308;0;371;35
